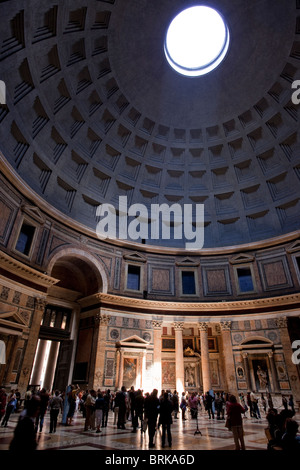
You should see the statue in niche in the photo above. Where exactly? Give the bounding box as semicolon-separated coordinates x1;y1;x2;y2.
257;365;268;389
185;365;196;387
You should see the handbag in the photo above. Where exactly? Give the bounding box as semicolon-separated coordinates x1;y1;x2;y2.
225;417;231;430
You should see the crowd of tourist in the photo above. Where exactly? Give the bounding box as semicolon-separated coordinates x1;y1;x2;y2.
0;384;299;451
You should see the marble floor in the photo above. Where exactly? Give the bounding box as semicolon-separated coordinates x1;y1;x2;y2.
1;406;289;452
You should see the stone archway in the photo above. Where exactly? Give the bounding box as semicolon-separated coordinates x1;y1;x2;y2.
30;248;108;392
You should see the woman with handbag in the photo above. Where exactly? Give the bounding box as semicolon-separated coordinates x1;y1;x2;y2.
226;394;247;450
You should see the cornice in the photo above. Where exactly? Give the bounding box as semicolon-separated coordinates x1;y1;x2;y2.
97;292;300;313
0;250;59;288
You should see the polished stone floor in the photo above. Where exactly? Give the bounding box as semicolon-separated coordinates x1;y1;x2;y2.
1;405;291;452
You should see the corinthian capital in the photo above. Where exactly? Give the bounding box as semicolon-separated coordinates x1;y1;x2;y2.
100;314;111;326
35;298;46;312
173;322;184;331
220;321;232;331
152;320;163;329
276;317;287;329
198;322;208;332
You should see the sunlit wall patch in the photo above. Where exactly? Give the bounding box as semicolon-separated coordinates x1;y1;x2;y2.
164;5;230;77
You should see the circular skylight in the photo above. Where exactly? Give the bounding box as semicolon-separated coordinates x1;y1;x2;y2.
164;5;230;77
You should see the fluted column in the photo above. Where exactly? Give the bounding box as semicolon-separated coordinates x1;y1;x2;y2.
117;350;124;390
267;351;280;393
43;341;60;391
220;321;238;394
93;313;111;390
152;320;163;392
242;352;252;391
198;322;211;393
30;339;48;386
276;317;300;401
141;350;147;390
173;322;185;396
18;298;46;395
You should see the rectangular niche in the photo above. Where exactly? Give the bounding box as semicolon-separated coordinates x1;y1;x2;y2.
201;263;232;297
148;265;175;296
257;254;293;291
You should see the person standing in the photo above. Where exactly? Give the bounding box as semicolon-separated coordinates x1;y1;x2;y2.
35;388;50;432
226;394;246;450
250;390;261;419
267;392;273;410
159;392;173;448
0;388;7;423
135;389;145;430
180;392;187;421
95;390;105;433
129;386;138;432
1;389;17;427
239;393;248;418
84;389;96;431
102;389;110;428
261;393;267;414
49;390;63;433
288;395;295;415
66;384;80;426
282;395;288;411
115;386;127;429
205;391;214;419
172;391;179;419
188;392;198;419
9;395;41;451
144;389;160;448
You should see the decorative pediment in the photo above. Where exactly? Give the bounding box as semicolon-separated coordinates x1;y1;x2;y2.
286;239;300;254
123;252;147;263
176;257;200;267
117;334;149;349
21;204;45;223
0;303;30;331
229;253;255;264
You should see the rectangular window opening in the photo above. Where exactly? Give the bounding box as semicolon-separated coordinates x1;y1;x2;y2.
182;271;196;295
15;222;36;256
127;265;141;290
237;267;254;292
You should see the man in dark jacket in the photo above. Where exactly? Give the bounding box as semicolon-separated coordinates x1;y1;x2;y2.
144;389;160;448
159;392;173;447
115;386;127;429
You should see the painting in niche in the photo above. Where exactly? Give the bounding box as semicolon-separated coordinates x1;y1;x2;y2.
252;358;269;391
236;366;245;379
162;338;175;350
162;361;176;388
123;357;137;388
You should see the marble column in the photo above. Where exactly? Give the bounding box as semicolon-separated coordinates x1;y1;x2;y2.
152;320;163;392
30;339;48;386
173;322;185;396
93;313;111;390
220;321;238;395
267;351;280;393
43;341;60;391
198;322;211;393
276;317;300;401
19;298;46;395
117;350;124;390
242;352;252;392
141;350;147;390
